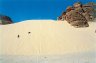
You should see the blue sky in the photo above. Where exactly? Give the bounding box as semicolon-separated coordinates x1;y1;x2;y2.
0;0;96;22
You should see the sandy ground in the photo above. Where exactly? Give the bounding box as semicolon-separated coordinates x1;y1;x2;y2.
0;52;96;63
0;20;96;56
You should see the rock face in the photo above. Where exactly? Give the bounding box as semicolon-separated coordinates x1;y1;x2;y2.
65;10;89;28
58;2;96;28
82;3;95;21
0;15;13;25
58;12;66;21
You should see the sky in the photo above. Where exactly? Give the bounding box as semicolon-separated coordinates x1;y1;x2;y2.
0;0;96;22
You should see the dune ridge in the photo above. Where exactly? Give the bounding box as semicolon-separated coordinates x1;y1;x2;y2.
0;20;96;55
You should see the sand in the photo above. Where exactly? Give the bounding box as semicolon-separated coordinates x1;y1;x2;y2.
0;20;96;56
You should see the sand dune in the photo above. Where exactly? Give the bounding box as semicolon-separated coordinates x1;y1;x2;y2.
0;20;96;55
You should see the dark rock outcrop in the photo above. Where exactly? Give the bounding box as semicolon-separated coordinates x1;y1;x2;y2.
0;15;13;25
65;10;89;28
58;2;96;28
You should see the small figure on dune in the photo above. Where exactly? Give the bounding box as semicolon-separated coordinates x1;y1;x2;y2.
28;32;31;34
17;35;20;38
95;30;96;33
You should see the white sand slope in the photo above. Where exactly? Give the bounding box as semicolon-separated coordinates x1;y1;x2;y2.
0;20;96;55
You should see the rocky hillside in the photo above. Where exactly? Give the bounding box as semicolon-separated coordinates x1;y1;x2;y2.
58;2;96;28
0;15;13;25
